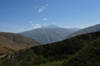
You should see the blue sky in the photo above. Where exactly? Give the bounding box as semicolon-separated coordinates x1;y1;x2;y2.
0;0;100;33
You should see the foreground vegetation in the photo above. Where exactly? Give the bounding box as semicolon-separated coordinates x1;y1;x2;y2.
1;31;100;66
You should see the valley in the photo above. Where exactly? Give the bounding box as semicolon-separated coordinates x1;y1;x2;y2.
0;0;100;66
1;31;100;66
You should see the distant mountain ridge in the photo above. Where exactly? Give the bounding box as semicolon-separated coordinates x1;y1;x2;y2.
0;32;41;55
67;24;100;38
41;25;60;29
20;25;80;44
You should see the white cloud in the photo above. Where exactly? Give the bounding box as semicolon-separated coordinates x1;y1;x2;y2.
38;6;46;13
43;18;48;20
38;4;49;13
32;24;41;29
30;21;33;23
36;24;40;25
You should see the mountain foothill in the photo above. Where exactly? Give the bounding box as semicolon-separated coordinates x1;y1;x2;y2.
0;24;100;66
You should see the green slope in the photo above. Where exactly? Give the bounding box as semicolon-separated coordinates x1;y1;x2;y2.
2;31;100;66
63;34;100;66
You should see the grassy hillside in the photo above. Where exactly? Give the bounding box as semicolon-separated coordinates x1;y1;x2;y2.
0;32;41;55
63;34;100;66
20;28;79;44
1;31;100;66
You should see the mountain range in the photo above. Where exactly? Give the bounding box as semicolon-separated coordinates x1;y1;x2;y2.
0;24;100;66
0;32;41;55
20;25;80;44
41;25;60;29
67;23;100;38
1;31;100;66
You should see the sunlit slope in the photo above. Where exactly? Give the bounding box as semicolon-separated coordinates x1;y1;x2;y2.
0;32;41;55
